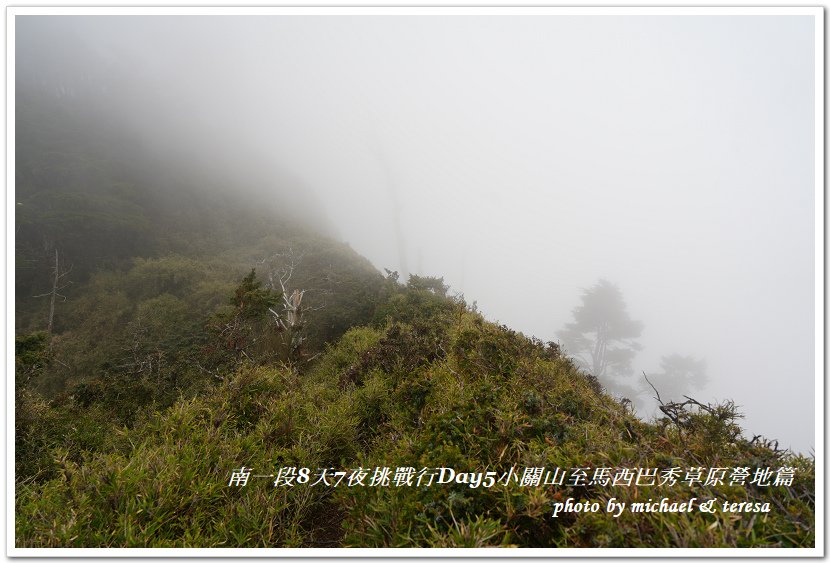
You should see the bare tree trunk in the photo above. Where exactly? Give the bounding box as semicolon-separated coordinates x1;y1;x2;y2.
47;248;58;334
35;247;71;335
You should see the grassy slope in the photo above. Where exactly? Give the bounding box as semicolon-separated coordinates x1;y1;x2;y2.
16;284;815;548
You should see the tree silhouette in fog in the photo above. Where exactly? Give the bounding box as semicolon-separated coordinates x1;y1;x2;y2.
558;280;643;391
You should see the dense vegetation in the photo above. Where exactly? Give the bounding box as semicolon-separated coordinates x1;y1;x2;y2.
14;84;814;549
16;274;815;547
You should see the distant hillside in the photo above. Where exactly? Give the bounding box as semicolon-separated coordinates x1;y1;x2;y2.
15;81;384;414
15;85;334;323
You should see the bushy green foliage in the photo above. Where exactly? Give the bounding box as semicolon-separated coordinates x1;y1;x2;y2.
205;269;285;369
17;365;358;547
372;272;456;327
15;331;49;387
15;387;134;484
406;274;449;296
16;282;815;548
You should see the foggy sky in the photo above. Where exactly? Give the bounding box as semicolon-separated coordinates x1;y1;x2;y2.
15;13;818;453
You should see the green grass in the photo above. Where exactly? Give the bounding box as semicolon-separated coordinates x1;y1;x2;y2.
15;293;815;548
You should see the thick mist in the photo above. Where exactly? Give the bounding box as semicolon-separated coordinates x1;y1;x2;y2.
15;14;817;453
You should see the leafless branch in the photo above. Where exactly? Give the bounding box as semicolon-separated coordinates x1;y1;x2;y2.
643;371;663;405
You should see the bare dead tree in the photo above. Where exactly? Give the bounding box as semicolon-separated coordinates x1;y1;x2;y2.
264;249;306;331
644;370;742;446
258;249;327;366
33;248;72;335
